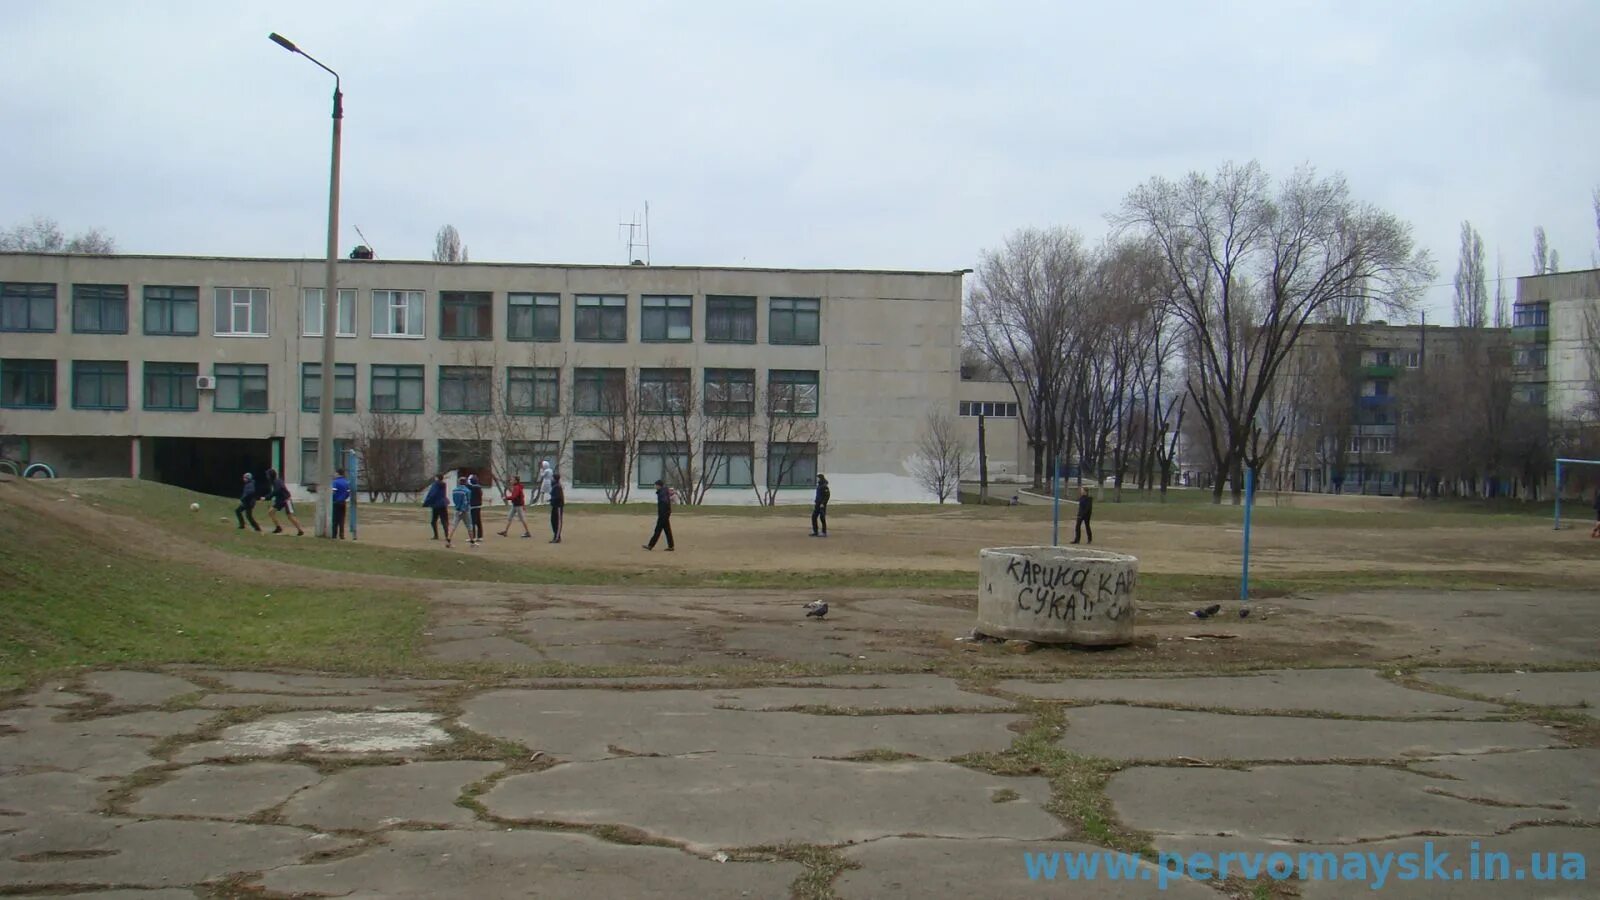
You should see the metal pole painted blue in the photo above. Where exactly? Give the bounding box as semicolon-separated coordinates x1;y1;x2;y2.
1051;454;1061;546
1241;467;1255;605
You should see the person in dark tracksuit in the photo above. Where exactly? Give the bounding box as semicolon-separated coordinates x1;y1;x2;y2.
548;473;565;543
468;475;485;545
235;472;261;531
810;474;830;537
330;468;351;539
642;479;675;551
1591;488;1600;539
423;474;449;540
1071;485;1093;544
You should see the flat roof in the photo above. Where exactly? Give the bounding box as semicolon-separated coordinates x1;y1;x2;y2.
0;251;967;279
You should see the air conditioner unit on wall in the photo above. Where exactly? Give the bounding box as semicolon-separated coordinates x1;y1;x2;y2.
195;375;217;390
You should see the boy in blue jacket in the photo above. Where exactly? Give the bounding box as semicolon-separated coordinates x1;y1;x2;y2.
447;477;473;548
422;474;449;540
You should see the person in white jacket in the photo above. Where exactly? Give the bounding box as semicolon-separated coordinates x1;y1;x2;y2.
533;459;554;505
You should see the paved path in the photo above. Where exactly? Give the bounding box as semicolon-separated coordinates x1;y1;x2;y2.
2;666;1596;897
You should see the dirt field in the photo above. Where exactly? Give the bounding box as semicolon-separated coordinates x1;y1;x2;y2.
347;501;1600;580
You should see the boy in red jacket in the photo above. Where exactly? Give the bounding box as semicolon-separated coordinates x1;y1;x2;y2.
498;476;532;538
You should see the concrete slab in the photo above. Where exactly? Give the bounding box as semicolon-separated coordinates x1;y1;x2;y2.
79;671;202;707
1410;749;1600;814
173;712;450;761
1058;706;1561;761
13;683;90;708
0;772;109;819
482;756;1061;851
0;818;348;887
23;892;198;900
129;763;321;818
259;829;803;899
461;689;1023;761
1155;827;1600;899
428;636;547;663
837;837;1220;899
69;709;216;739
0;728;156;778
194;691;428;711
1416;670;1600;711
185;671;455;695
1108;765;1545;843
708;681;1012;712
1001;670;1505;718
537;644;697;666
280;761;501;830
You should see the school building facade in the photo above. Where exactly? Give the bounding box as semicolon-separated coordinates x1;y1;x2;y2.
0;253;965;503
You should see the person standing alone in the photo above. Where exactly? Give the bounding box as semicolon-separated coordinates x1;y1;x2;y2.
235;472;261;531
548;473;565;543
534;459;554;505
266;469;304;536
643;479;675;551
1071;485;1093;545
330;468;351;539
810;474;830;537
423;473;449;540
499;476;531;538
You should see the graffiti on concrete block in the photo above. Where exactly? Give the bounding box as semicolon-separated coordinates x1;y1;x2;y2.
1004;556;1135;622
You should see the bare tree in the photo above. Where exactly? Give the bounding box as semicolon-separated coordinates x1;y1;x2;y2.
964;227;1102;490
1532;226;1549;275
1453;221;1488;328
1493;252;1509;328
591;367;643;503
908;408;973;503
351;410;424;501
1114;161;1432;503
644;363;752;504
753;380;830;506
433;225;468;263
434;344;574;496
0;216;115;254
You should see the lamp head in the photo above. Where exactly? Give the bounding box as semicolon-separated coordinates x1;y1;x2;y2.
268;32;299;53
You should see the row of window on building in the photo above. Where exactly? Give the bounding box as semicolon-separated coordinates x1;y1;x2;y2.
302;438;820;491
0;359;823;417
0;282;823;345
956;400;1019;418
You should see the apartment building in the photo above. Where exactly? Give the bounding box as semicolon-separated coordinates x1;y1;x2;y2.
1511;267;1600;422
0;253;964;502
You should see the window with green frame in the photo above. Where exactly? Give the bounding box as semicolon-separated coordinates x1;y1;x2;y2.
1;282;57;333
143;362;198;411
769;297;820;345
705;295;756;343
300;437;352;484
143;286;199;336
572;440;625;487
72;284;128;334
574;367;625;415
507;293;560;341
213;363;268;412
575;295;627;342
641;295;692;342
767;369;819;416
72;360;128;410
370;364;424;413
1;358;56;409
704;368;755;416
301;362;356;413
706;441;755;487
639;368;690;415
767;441;818;488
508;366;560;415
636;441;689;487
439;365;491;413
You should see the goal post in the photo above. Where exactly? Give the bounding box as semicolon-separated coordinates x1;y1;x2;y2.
1553;458;1600;530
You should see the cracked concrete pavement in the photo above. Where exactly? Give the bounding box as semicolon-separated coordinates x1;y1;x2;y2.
2;594;1598;897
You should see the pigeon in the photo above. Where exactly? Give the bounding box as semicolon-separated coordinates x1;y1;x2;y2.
804;601;829;619
1239;607;1251;619
1190;604;1222;620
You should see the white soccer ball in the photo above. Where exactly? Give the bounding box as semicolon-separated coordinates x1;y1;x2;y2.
189;502;201;512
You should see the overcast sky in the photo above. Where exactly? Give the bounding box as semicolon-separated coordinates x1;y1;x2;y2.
3;1;1597;319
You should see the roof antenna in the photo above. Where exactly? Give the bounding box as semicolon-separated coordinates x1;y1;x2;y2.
619;203;651;265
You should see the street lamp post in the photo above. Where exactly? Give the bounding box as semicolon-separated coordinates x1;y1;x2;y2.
269;32;342;538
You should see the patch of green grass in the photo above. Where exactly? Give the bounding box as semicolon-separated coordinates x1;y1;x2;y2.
729;843;858;900
955;703;1149;854
0;499;424;691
